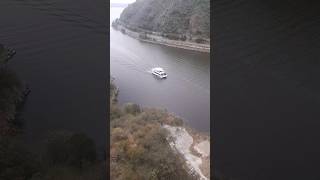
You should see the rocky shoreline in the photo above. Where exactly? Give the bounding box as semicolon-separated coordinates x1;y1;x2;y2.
112;21;210;53
161;113;210;180
163;124;210;180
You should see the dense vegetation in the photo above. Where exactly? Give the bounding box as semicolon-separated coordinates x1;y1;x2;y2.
118;0;210;42
110;79;192;180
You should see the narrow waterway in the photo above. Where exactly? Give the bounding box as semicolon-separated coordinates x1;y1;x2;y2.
110;6;210;132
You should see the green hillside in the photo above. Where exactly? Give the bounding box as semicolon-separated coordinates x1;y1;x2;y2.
119;0;210;40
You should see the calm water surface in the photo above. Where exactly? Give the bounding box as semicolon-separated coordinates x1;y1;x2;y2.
0;0;108;153
110;7;210;132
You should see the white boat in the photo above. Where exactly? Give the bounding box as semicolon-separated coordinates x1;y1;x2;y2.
151;67;167;78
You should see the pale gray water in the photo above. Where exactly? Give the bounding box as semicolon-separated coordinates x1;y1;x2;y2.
110;7;210;132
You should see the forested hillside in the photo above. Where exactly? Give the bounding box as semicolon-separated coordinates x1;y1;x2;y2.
119;0;210;40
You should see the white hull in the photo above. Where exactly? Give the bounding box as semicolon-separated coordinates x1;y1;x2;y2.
151;67;167;78
152;72;167;78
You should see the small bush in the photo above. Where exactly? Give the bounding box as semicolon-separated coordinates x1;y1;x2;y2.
139;32;148;39
123;103;141;115
110;105;122;120
195;38;206;43
180;35;187;41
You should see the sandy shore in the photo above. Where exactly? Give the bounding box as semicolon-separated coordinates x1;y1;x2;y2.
163;124;210;180
113;23;210;53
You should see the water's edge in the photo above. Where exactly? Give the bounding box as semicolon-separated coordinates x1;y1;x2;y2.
112;22;210;53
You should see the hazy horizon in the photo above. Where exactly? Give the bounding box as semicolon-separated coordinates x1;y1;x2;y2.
110;0;135;4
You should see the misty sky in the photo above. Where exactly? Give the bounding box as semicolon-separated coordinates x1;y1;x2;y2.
110;0;136;4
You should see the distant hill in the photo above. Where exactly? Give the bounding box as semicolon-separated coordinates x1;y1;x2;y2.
118;0;210;40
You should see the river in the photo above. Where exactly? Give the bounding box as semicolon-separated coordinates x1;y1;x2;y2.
110;6;210;133
0;0;108;155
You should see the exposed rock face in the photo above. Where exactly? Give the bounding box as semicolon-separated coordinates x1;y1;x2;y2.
163;124;210;180
119;0;210;40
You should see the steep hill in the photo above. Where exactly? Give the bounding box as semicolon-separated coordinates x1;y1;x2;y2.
118;0;210;40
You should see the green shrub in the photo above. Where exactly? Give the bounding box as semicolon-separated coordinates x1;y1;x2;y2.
180;35;187;41
171;117;184;126
123;103;141;115
195;38;206;43
110;104;122;120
